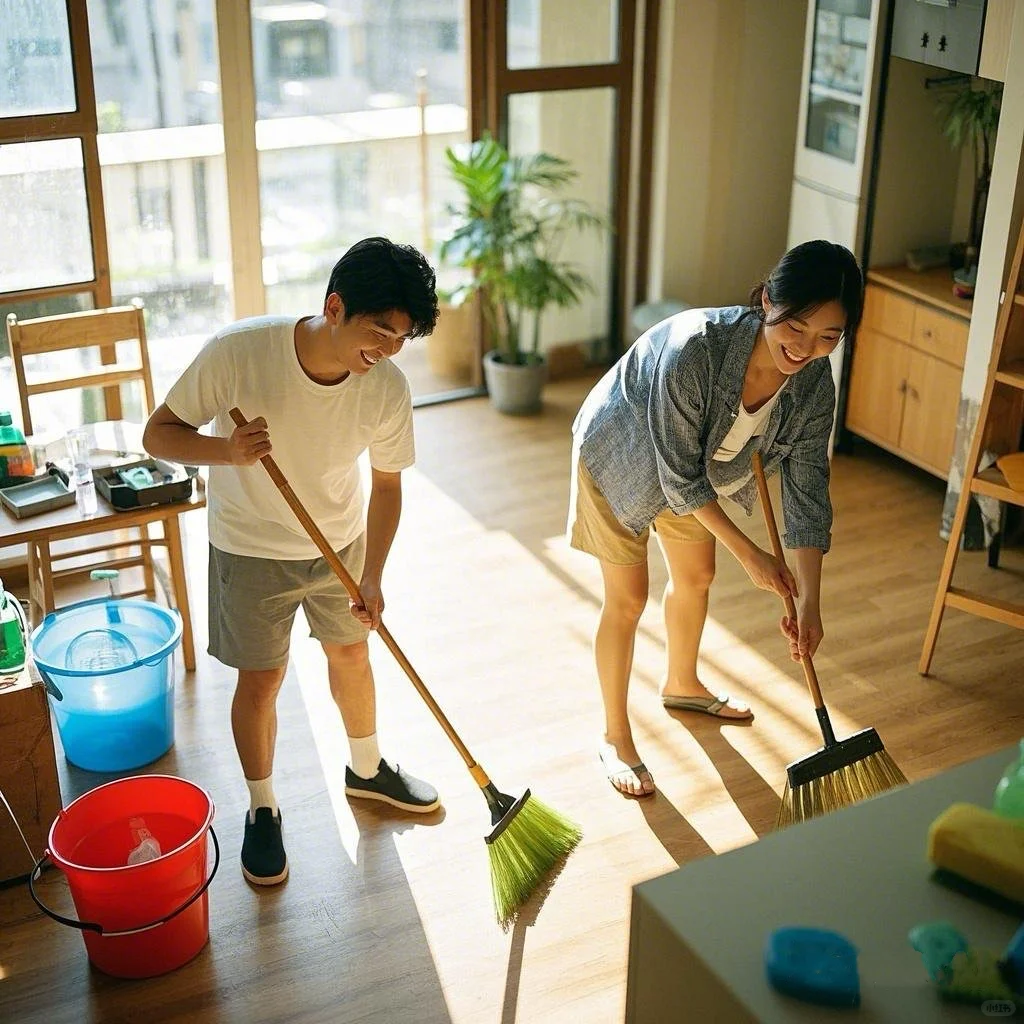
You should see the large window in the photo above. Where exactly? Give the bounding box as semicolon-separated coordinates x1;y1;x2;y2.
251;0;471;398
0;2;108;437
86;0;231;406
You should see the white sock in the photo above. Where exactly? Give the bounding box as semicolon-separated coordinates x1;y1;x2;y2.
246;775;279;823
348;733;382;779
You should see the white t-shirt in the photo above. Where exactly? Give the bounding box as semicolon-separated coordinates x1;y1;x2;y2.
164;315;415;559
712;391;781;464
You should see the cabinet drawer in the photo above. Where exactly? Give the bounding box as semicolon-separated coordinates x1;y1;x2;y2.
861;285;915;342
910;306;968;366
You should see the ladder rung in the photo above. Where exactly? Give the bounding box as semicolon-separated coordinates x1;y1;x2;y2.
945;588;1024;629
970;467;1024;506
995;360;1024;389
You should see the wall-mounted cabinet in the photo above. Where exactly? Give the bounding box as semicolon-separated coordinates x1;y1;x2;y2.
846;268;969;477
890;0;1009;82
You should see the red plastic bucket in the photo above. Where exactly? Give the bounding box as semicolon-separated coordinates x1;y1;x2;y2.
29;775;218;979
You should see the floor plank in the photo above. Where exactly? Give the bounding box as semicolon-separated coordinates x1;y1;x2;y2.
1;374;1021;1023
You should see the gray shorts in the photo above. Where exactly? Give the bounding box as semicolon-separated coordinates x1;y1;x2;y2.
207;537;368;670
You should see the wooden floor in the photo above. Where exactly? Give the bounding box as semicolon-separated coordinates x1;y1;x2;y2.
1;375;1022;1024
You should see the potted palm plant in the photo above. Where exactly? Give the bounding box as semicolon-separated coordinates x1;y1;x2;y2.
440;133;607;414
936;78;1002;296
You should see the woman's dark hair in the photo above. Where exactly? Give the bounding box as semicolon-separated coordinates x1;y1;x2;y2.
325;237;439;338
749;240;863;337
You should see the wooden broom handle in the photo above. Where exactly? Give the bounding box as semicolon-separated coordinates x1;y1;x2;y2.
228;408;486;780
750;452;825;709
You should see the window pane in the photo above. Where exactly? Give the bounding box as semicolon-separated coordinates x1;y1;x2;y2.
89;0;222;130
253;0;472;399
507;0;618;70
0;139;94;292
87;0;231;405
0;0;76;117
252;0;465;118
507;88;614;357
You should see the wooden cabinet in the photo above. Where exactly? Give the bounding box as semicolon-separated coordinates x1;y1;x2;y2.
845;268;969;478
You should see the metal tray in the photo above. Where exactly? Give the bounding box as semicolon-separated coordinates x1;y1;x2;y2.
94;457;194;511
0;475;76;519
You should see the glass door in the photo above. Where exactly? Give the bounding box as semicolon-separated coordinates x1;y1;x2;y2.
249;0;473;404
487;0;637;363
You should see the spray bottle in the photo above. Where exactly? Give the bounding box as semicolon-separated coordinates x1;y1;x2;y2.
993;739;1024;820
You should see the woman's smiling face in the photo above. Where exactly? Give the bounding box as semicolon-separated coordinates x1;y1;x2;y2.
761;291;847;376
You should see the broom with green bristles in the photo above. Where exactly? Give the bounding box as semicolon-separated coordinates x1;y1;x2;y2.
229;408;581;928
751;452;907;828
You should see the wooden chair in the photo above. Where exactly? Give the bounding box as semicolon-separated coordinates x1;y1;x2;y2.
5;303;200;671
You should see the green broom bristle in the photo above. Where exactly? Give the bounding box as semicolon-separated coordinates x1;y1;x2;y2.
487;795;582;931
777;750;907;828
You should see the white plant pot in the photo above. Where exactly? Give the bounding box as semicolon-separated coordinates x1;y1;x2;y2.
482;350;547;415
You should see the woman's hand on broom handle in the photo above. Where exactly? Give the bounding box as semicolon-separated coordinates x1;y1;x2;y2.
750;452;826;706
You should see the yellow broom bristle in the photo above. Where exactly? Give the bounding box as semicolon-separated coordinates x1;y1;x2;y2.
487;795;582;931
777;750;908;828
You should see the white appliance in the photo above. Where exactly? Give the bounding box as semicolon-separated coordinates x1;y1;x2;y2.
787;0;890;447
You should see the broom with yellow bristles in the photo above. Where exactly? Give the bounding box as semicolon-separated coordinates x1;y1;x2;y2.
751;452;907;828
229;408;581;928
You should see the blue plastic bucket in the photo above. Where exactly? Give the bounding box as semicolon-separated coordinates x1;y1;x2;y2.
31;597;182;772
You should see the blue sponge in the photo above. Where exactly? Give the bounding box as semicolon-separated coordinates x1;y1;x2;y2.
765;926;860;1008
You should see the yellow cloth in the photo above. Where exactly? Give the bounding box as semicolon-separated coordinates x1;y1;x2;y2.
928;802;1024;904
996;452;1024;491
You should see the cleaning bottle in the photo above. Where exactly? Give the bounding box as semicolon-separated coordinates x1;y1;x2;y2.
993;739;1024;820
0;412;34;487
0;579;28;675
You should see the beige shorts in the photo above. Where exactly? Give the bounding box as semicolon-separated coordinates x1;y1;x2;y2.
567;456;712;565
208;536;368;670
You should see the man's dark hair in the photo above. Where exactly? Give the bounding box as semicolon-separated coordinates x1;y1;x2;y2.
325;237;439;338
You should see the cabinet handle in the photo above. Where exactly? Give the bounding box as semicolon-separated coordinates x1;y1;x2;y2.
908;385;920;400
898;380;908;393
922;329;933;339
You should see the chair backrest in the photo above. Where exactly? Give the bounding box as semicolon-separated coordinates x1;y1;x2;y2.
6;302;155;436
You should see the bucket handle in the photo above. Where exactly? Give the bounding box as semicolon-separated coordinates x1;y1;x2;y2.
27;827;219;937
36;666;63;702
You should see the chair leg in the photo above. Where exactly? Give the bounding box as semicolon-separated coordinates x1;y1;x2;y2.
26;542;41;626
139;522;157;599
164;515;196;672
37;543;55;619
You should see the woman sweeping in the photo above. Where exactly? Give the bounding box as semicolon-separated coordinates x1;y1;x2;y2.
567;240;863;797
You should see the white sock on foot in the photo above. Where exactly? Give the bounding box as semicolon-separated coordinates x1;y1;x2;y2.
246;775;279;823
348;733;382;779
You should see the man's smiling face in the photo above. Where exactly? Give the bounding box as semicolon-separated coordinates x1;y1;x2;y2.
325;293;413;377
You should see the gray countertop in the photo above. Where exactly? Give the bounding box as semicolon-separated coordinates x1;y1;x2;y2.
631;746;1021;1022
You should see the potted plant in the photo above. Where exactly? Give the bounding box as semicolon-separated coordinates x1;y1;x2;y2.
439;133;607;414
936;79;1002;295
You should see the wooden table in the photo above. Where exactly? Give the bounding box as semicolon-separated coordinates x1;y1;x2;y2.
0;478;205;672
626;746;1021;1022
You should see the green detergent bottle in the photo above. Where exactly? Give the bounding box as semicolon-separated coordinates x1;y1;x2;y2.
993;739;1024;820
0;579;27;675
0;411;34;487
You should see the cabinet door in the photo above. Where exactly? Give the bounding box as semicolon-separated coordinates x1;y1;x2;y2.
899;351;963;476
845;328;910;448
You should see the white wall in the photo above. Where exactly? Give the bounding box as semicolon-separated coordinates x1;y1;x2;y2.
941;3;1024;542
647;0;806;308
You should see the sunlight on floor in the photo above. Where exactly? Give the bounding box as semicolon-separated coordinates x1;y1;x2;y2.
289;636;362;866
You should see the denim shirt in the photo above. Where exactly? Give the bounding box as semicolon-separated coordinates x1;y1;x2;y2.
573;306;835;552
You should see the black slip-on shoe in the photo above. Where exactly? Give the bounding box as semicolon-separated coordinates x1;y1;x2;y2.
344;759;440;813
241;807;289;885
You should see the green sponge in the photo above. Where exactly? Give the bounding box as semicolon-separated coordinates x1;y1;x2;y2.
937;948;1016;1004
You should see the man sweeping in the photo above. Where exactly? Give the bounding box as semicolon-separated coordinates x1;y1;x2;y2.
143;236;441;886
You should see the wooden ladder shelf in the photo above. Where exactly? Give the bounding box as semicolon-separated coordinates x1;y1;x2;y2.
919;220;1024;673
